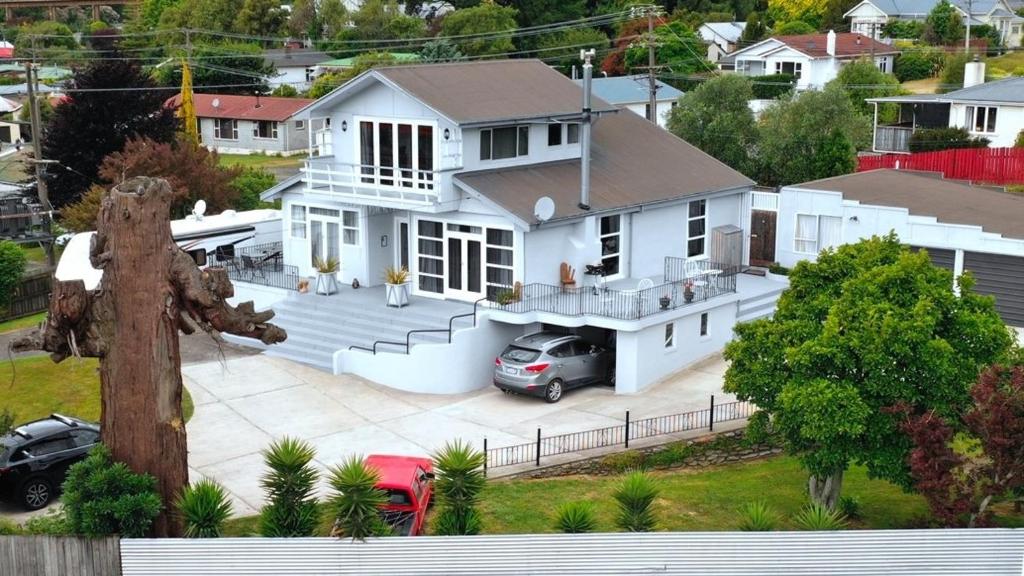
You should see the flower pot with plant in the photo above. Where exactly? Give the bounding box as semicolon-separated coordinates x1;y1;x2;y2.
683;280;695;303
384;266;411;308
314;257;340;295
659;294;671;310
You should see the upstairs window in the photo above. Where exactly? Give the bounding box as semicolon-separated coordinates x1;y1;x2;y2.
547;124;562;146
567;123;580;144
687;199;707;258
600;214;622;276
214;118;238;140
480;126;529;160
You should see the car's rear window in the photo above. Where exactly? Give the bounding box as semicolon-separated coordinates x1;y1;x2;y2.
501;345;540;363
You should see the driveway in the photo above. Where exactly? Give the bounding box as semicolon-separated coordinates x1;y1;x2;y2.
183;354;735;517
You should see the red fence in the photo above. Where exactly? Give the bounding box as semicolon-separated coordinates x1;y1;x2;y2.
857;148;1024;185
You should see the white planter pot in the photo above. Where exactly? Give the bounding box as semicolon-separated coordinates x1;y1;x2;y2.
385;282;411;308
316;272;338;295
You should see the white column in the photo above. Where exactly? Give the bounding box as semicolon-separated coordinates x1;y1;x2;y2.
953;249;965;296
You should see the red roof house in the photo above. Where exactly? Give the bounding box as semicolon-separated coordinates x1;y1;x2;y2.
167;93;314;155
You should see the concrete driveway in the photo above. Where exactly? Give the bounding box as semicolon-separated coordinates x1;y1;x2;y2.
183;354;734;517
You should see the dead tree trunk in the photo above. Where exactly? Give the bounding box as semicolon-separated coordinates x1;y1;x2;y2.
15;177;286;537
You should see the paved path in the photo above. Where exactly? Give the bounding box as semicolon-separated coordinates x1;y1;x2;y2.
183;354;734;516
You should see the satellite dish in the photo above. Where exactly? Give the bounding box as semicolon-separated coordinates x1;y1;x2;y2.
211;98;220;108
534;196;555;222
193;199;207;218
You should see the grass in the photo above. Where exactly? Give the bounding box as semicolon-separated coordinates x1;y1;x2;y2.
987;51;1024;77
0;311;46;334
900;77;940;94
0;355;194;424
217;153;307;170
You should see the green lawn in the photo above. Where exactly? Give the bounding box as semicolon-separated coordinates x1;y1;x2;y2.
0;311;46;334
987;51;1024;77
901;77;940;94
217;153;307;171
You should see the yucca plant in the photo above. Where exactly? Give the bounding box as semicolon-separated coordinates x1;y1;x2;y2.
613;470;659;532
432;439;487;536
555;501;597;533
314;257;340;274
383;266;410;284
175;478;233;538
793;503;848;531
737;500;777;531
259;437;320;537
326;456;390;540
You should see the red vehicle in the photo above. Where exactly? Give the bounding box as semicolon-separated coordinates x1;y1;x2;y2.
366;454;434;536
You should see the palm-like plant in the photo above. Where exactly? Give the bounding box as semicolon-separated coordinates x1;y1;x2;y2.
259;437;320;537
792;503;848;531
432;439;487;536
613;470;659;532
175;478;233;538
555;501;597;533
326;456;389;540
737;500;778;531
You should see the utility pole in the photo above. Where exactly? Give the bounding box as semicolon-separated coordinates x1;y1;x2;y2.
25;60;54;270
965;0;973;54
634;4;663;125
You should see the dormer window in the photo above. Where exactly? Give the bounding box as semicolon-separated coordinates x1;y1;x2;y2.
480;126;529;160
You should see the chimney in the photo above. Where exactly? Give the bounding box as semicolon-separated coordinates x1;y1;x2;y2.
579;48;595;212
964;55;985;88
826;29;837;56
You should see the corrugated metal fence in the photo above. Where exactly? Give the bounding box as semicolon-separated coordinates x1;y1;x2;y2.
857;147;1024;185
0;536;120;575
118;530;1024;576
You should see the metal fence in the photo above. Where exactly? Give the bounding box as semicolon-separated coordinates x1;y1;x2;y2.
485;397;754;470
218;242;300;291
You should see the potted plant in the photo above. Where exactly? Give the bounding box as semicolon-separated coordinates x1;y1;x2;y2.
683;280;695;303
384;265;411;308
659;293;671;310
495;289;515;306
314;257;340;295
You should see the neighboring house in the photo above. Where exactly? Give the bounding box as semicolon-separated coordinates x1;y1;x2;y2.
169;93;314;156
845;0;1024;46
867;65;1024;152
264;48;332;91
775;169;1024;326
723;31;898;90
251;59;786;395
699;21;747;64
573;76;683;128
316;53;422;75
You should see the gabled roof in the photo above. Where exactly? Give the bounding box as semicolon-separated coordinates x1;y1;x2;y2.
263;48;332;69
455;110;753;225
792;169;1024;240
699;21;747;44
845;0;1008;17
573;76;684;105
168;93;314;121
775;33;898;58
868;76;1024;104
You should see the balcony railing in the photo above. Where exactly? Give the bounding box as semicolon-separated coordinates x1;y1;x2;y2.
304;158;440;205
216;242;300;291
874;125;914;153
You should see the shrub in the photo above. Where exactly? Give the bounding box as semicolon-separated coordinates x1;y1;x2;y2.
838;495;861;520
749;73;796;100
270;84;299;97
0;518;22;535
601;449;646;473
555;501;597;533
613;470;659;532
644;442;695;468
882;20;924;40
432;440;487;536
22;510;71;535
909;127;990;152
0;408;13;437
326;456;390;540
792;503;848;530
1015;130;1024;148
768;262;790;275
0;240;27;309
737;501;778;531
894;49;944;82
259;437;320;537
62;444;163;537
175;478;233;538
230;167;277;211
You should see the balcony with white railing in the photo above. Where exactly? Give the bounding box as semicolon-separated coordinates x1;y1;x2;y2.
303;157;442;207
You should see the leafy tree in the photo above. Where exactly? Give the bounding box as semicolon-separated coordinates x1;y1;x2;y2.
613;470;659;532
968;24;1002;51
319;0;349;37
419;38;464;63
724;235;1013;508
63;444;163;537
432;440;486;536
602;18;658;77
440;2;518;57
271;83;300;97
175;479;233;538
767;0;825;29
231;167;277;210
773;20;816;35
811;129;856;180
235;0;288;36
0;241;26;309
309;71;347;99
740;12;768;44
326;456;390;540
1016;130;1024;148
898;365;1024;527
287;0;319;38
938;52;978;93
41;40;177;208
496;0;585;33
139;0;179;29
14;21;78;62
821;0;858;33
830;58;900;117
882;20;924;40
625;21;711;77
755;84;871;185
59;186;105;232
923;0;964;45
894;48;944;81
333;0;425;55
259;437;320;537
749;73;797;99
667;74;759;176
537;28;610;74
154;42;274;94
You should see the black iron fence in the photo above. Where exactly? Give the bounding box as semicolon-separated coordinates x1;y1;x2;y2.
484;397;754;471
218;242;300;291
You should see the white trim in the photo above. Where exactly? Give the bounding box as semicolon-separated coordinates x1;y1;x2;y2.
410;213;518;302
794;213;819;255
599;213;627;281
686;199;708;259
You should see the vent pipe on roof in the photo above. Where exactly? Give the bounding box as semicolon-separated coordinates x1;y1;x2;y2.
579;48;595;212
964;55;985;88
826;30;837;56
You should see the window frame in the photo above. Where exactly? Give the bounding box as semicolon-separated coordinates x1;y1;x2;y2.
290;204;307;239
599;213;624;278
342;209;359;246
355;116;437;190
480;125;530;161
567;123;580;144
214;118;238;140
253;120;279;140
686;199;708;259
699;312;709;337
547;123;562;147
665;322;675;349
294;119;305;130
794;213;820;255
966;105;998;134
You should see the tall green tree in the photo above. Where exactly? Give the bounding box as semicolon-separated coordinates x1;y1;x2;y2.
821;0;858;33
624;21;711;76
740;12;768;44
287;0;319;38
536;28;609;74
829;58;901;118
326;457;390;540
419;38;464;63
922;0;964;45
440;2;518;57
139;0;180;29
432;440;486;536
259;438;320;537
773;20;816;35
724;235;1013;508
154;42;274;94
235;0;288;36
497;0;585;31
319;0;349;37
667;74;759;176
333;0;425;55
0;241;26;310
158;0;243;32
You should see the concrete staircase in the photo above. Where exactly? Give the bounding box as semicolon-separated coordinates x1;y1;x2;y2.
736;283;786;323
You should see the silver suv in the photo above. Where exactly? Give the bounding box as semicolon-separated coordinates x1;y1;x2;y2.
493;332;614;403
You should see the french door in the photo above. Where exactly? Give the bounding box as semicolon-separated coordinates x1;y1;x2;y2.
309;218;339;270
444;229;484;301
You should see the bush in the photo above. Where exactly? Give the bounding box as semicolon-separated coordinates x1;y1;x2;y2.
1015;130;1024;148
767;263;790;275
644;442;695;468
613;470;659;532
555;501;597;533
62;444;163;537
0;518;22;535
22;510;71;535
938;52;979;93
882;20;924;40
774;20;815;35
175;478;233;538
270;84;299;97
838;495;861;520
793;503;848;530
601;449;646;473
737;500;778;531
259;437;320;537
749;73;796;100
326;456;390;540
432;440;487;536
909;127;990;152
434;506;482;535
894;49;944;82
0;240;26;309
230;167;277;211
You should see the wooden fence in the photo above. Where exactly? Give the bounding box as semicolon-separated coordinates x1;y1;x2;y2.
857;147;1024;185
1;270;51;322
0;536;121;575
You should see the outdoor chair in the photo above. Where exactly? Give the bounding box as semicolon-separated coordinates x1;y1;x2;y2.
621;278;655;319
241;255;266;281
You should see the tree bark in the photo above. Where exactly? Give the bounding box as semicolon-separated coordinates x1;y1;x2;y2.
14;177;286;537
808;469;845;510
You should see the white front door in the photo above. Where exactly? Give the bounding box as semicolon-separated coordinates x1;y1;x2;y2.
444;226;485;301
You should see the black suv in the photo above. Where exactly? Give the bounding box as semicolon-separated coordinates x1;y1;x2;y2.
0;414;100;510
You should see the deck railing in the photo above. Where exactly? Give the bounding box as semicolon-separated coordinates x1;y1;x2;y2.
218;242;300;291
304;158;440;205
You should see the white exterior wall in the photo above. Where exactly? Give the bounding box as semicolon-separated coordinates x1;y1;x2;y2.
736;43;895;89
199;117;307;155
947;102;1024;148
621;101;675;128
847;2;890;39
461;123;582;172
523;218;601;286
270;65;315;91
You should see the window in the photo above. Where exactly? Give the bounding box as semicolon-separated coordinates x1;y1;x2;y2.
818;216;842;251
480;126;529;160
774;61;803;78
253;120;279;139
357;119;435;189
966;106;997;133
877;60;887;73
342;210;359;245
645;103;652;120
547;124;562;146
687;200;707;258
485;228;514;300
417;220;444;294
567;123;580;144
794;214;818;253
665;323;675;348
70;429;98;448
700;312;708;337
599;214;622;276
29;436;74;457
214;118;237;140
294;120;305;130
290;204;306;238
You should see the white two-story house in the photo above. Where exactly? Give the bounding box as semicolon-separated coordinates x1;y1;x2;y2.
247;60;785;396
845;0;1024;46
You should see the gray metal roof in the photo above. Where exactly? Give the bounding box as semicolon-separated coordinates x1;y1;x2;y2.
121;530;1024;575
573;76;685;105
853;0;1005;16
263;48;332;69
700;21;747;43
868;77;1024;104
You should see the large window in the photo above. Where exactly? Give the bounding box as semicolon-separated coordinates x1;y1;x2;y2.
966;106;997;133
417;220;444;294
774;61;803;78
485;228;514;300
794;214;842;254
567;123;580;144
600;214;622;276
342;210;359;245
290;204;306;238
687;200;707;258
480;126;529;160
358;119;435;189
214;118;237;140
253;120;279;139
